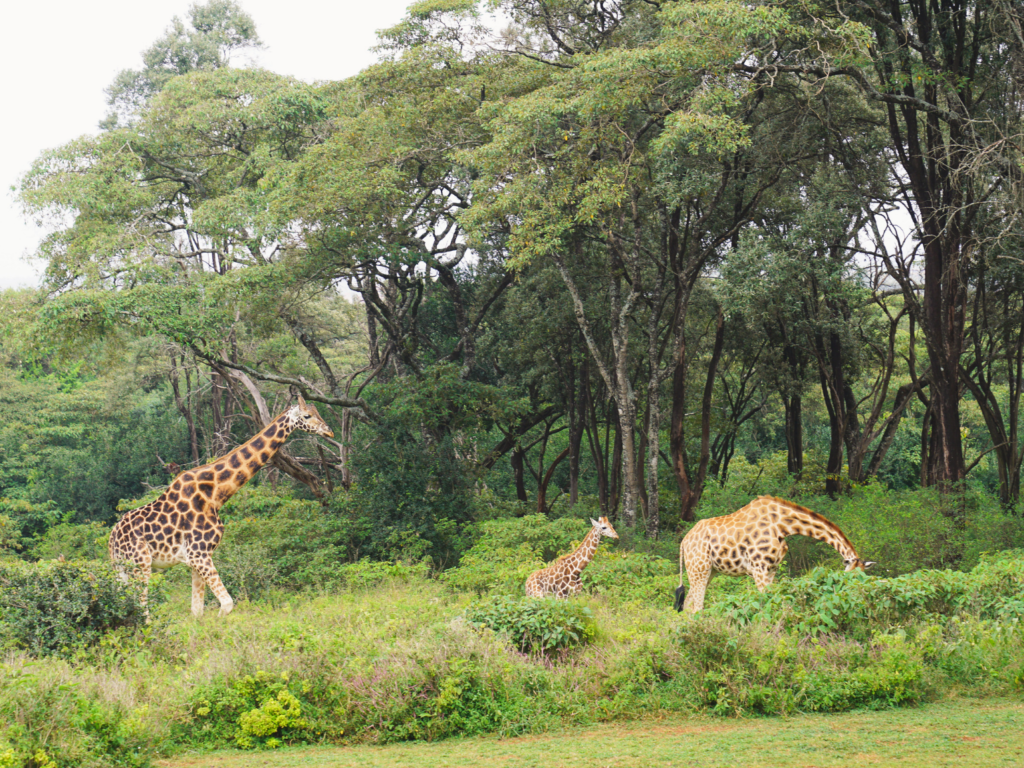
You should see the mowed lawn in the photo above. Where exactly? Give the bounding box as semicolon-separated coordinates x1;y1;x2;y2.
159;697;1024;768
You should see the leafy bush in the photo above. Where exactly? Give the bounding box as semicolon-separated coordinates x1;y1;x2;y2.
582;549;677;603
26;520;110;562
0;515;20;557
0;559;150;657
465;596;596;655
179;671;318;751
330;559;432;590
216;490;371;594
441;542;542;595
706;549;1024;641
0;659;153;767
666;616;929;715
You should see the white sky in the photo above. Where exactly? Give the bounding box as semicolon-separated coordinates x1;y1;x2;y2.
0;0;414;290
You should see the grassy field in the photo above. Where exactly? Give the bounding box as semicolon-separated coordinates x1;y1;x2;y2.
158;697;1024;768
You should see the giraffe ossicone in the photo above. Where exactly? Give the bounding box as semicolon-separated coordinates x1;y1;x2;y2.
525;516;618;598
674;495;875;613
109;395;333;618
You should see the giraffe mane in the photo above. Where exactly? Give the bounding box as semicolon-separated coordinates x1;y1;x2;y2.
761;495;857;553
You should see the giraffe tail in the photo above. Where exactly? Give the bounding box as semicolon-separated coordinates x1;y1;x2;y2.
673;584;686;612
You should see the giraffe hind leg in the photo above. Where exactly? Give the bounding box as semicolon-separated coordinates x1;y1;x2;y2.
191;568;206;618
683;565;711;613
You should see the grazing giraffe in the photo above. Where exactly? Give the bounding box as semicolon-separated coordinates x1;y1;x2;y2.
525;517;618;598
109;396;333;617
674;495;874;613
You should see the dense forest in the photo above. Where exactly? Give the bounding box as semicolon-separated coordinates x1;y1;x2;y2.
3;0;1024;562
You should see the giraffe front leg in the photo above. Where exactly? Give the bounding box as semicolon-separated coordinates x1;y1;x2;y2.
190;552;234;617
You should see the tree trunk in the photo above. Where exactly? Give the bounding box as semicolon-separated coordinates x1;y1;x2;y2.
672;306;725;522
537;448;569;515
511;446;529;503
784;393;803;477
169;353;200;465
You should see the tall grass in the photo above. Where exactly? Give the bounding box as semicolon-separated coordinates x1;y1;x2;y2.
2;549;1023;767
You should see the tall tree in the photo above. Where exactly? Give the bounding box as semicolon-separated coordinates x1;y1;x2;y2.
103;0;262;127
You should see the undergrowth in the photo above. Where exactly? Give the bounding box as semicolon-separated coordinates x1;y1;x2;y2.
3;549;1022;767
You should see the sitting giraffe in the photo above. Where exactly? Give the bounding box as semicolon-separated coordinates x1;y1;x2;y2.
109;396;333;617
525;517;618;598
674;495;874;613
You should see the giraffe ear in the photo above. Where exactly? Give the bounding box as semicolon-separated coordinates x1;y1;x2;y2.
297;394;307;408
863;560;877;569
590;518;600;527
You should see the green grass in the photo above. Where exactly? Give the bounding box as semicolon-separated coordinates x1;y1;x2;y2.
157;698;1024;767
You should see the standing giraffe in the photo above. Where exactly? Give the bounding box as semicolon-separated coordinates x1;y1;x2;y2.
674;495;874;613
109;396;333;617
525;517;618;598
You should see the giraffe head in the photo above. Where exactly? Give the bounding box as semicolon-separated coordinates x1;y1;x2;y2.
591;516;619;539
844;557;876;571
287;395;334;437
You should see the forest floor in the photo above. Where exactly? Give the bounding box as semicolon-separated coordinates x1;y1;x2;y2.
158;696;1024;768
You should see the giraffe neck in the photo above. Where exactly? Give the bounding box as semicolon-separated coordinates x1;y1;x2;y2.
200;413;297;509
562;527;601;577
773;500;859;560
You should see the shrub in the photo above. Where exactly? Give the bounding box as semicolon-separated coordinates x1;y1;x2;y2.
440;542;542;595
0;659;153;767
666;615;929;715
26;521;110;562
179;671;317;751
330;558;432;590
465;596;596;655
706;549;1024;641
582;549;677;603
0;515;20;557
216;492;371;594
0;559;150;657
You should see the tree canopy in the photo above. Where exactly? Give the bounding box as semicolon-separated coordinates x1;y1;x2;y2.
9;0;1024;557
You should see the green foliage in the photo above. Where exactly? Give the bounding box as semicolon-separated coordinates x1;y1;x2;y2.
0;560;150;658
104;0;263;125
0;660;152;768
0;369;190;527
465;596;596;655
350;365;529;564
441;541;542;595
216;488;370;595
667;617;927;715
182;671;316;751
581;549;678;603
0;516;21;558
4;568;1023;763
27;521;110;562
237;689;310;749
706;550;1024;642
